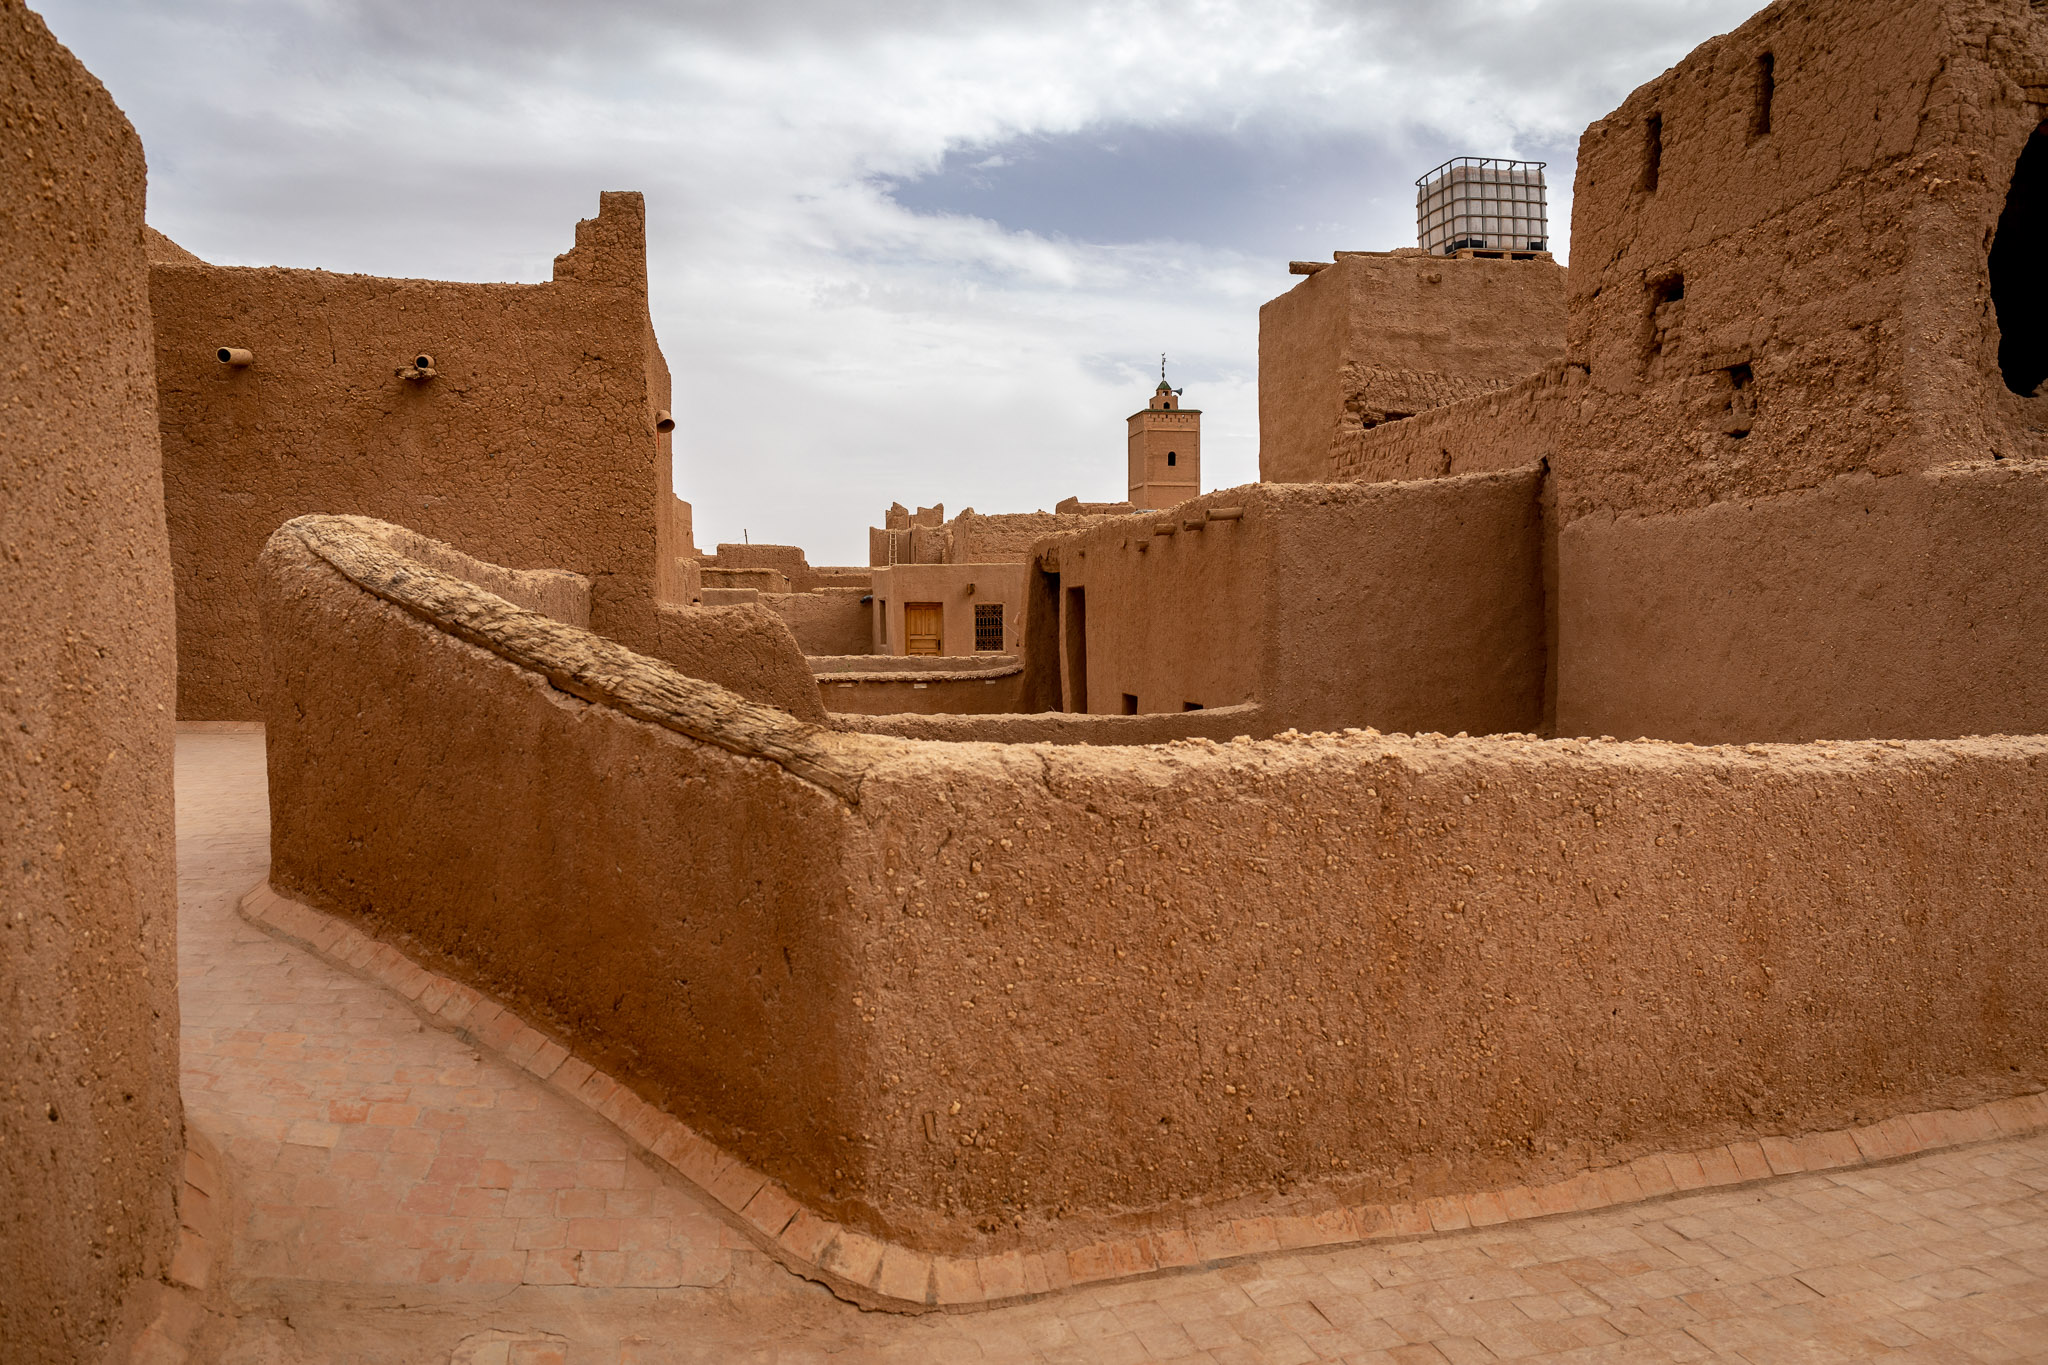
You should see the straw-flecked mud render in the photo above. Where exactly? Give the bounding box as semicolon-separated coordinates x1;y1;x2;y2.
260;516;2048;1264
1;4;182;1359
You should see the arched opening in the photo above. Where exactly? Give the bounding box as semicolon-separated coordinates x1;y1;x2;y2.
1991;122;2048;396
1166;451;1177;466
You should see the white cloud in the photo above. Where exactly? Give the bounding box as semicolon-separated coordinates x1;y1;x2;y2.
40;0;1760;562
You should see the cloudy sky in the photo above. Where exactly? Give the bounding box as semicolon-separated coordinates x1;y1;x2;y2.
43;0;1758;564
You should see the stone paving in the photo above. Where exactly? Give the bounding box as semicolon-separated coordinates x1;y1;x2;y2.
177;728;2048;1363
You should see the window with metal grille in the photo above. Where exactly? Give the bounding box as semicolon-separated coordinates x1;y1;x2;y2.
974;602;1004;651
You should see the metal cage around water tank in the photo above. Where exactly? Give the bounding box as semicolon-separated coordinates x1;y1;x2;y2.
1416;157;1549;255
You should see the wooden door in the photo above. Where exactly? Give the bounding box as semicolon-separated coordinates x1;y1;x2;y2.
904;602;943;655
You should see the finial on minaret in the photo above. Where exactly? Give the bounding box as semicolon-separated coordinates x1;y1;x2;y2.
1161;352;1167;382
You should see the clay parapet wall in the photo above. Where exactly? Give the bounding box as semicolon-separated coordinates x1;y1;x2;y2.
2;6;183;1357
1039;473;1545;736
649;602;828;724
704;543;848;594
703;566;791;593
947;510;1133;565
258;513;2048;1258
154;190;675;719
871;506;1137;567
810;649;1026;713
810;653;1016;677
837;702;1272;745
820;677;1026;716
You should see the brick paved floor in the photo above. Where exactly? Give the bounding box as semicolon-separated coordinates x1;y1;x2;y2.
177;729;2048;1363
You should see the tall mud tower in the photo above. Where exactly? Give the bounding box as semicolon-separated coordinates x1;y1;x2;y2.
2;2;183;1360
1127;375;1201;510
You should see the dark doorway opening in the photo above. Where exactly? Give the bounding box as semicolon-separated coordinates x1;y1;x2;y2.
1063;587;1088;713
1019;567;1061;711
1992;122;2048;396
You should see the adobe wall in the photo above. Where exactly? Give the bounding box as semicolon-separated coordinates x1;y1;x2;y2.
1310;0;2048;743
949;510;1131;564
259;515;2048;1258
837;702;1273;745
763;588;872;656
647;603;829;724
705;543;824;592
818;669;1026;717
871;505;1134;567
154;190;674;718
704;566;791;593
1550;0;2048;738
1;5;183;1359
869;563;1025;657
1559;461;2048;742
871;503;947;566
1334;368;1574;484
1557;0;2048;522
1260;251;1565;485
1047;473;1545;735
657;494;699;606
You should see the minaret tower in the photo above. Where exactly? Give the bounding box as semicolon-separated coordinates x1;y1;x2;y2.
1127;356;1201;510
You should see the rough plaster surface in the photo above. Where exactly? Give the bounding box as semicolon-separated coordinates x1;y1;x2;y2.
1334;368;1572;485
1041;473;1545;735
1;4;182;1357
257;515;2048;1260
763;588;871;656
154;191;675;719
812;653;1027;717
837;702;1272;745
1259;251;1565;486
1559;461;2048;742
651;602;830;724
141;224;201;266
819;672;1027;717
872;508;1133;568
1557;0;2048;522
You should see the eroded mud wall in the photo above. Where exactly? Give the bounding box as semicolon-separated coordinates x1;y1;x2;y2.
1326;0;2048;742
1334;368;1573;485
1;5;182;1358
155;192;671;718
762;589;872;656
1549;0;2048;739
1260;252;1565;485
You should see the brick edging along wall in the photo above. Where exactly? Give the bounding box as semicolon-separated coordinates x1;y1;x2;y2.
242;878;2048;1316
